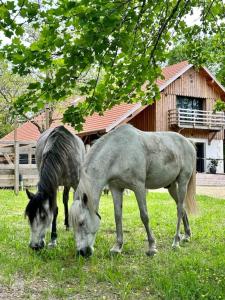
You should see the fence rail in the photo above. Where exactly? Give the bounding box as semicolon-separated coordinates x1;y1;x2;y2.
168;108;225;130
0;141;38;193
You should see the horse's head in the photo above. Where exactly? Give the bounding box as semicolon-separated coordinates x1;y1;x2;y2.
25;189;53;250
70;193;101;258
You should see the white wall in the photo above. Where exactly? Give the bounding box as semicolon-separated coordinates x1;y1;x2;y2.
189;138;224;174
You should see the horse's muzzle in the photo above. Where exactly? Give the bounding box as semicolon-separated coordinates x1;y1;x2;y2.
77;247;92;258
29;240;45;251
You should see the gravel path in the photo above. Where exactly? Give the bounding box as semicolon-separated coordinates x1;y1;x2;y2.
196;186;225;199
155;186;225;199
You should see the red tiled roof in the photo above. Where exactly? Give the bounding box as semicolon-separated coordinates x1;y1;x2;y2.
2;121;41;142
1;103;139;141
0;61;200;142
156;60;189;88
80;103;139;134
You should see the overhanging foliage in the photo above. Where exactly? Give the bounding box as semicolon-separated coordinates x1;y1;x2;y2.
0;0;224;129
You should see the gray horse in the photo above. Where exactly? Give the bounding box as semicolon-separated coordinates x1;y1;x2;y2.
70;124;197;257
25;126;85;250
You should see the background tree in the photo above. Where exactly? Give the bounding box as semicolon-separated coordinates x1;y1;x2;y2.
167;34;225;86
0;0;224;130
0;60;31;137
0;60;57;136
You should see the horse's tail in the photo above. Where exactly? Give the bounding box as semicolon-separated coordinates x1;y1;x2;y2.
185;164;198;214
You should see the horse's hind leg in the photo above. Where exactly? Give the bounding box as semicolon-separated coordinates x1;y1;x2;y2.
48;206;58;248
168;183;191;243
63;187;70;230
110;186;124;254
182;213;191;242
171;178;189;249
134;186;157;256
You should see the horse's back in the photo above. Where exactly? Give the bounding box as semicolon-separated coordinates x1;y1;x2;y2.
36;126;85;187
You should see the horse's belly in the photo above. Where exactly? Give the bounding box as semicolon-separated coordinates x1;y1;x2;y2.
145;164;179;189
146;178;176;189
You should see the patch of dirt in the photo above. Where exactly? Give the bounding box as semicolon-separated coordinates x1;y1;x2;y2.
66;283;120;300
0;275;121;300
0;275;50;300
0;275;24;300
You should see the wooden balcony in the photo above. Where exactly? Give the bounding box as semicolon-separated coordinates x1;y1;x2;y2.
168;108;225;131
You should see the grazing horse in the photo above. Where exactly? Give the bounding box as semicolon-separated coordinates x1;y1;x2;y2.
70;124;197;257
25;126;85;250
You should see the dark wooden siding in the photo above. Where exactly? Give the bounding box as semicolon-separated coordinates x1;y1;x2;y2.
128;103;156;131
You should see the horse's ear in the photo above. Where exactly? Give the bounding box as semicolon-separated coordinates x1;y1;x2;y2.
26;189;34;200
82;193;88;206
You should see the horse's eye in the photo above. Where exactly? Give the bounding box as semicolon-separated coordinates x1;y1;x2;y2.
40;212;46;220
79;221;85;227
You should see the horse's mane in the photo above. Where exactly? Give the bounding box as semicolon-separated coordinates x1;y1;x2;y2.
38;126;76;198
77;170;95;213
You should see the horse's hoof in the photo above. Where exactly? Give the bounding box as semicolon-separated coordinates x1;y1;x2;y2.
172;243;180;250
66;226;70;231
181;235;191;243
48;240;57;248
110;245;122;255
146;247;158;256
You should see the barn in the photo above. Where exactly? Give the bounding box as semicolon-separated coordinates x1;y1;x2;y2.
1;61;225;189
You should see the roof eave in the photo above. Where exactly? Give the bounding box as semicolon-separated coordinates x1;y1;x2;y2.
105;103;142;132
159;64;193;92
202;66;225;95
77;128;106;137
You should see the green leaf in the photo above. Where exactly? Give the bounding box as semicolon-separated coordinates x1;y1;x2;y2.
27;82;41;89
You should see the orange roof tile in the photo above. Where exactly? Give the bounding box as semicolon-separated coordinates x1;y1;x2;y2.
0;103;139;141
1;121;41;142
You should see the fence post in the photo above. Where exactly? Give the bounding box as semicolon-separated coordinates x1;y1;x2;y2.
14;141;19;195
45;105;50;129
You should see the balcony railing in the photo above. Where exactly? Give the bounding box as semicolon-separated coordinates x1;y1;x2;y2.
168;108;225;131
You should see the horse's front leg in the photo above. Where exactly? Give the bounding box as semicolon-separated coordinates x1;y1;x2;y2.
134;186;157;256
63;187;70;230
48;206;58;248
110;186;124;254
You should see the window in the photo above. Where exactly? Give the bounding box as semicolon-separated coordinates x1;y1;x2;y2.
32;154;36;164
177;96;204;110
19;154;28;164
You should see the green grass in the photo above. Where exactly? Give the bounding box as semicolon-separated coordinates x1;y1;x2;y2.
0;190;224;300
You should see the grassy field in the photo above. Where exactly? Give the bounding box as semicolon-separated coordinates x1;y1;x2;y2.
0;190;224;300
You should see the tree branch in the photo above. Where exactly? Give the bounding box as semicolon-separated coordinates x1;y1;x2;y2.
149;0;183;64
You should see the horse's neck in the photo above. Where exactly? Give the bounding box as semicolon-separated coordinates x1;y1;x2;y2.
39;159;60;193
37;175;57;205
85;168;107;211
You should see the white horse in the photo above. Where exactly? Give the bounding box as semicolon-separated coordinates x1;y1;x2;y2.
70;124;197;257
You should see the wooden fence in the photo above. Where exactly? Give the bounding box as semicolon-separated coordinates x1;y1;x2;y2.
0;141;38;194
